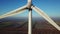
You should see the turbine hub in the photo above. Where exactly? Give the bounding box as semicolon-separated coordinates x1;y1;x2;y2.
26;0;32;10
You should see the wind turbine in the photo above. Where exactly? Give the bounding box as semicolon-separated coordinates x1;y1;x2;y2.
0;0;60;34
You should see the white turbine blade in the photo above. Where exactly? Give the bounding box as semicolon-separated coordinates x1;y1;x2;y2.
28;10;32;34
0;5;27;19
31;6;60;31
28;0;32;3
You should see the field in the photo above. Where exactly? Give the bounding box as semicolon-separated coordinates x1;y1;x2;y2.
0;17;60;34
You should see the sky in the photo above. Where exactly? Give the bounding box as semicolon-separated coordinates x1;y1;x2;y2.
0;0;60;18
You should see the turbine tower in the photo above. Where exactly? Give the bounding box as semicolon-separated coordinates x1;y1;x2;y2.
0;0;60;34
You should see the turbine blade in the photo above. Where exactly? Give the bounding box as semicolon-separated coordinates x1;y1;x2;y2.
32;6;60;31
0;5;27;19
28;0;32;3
